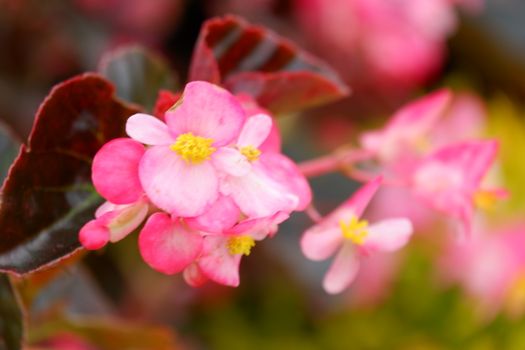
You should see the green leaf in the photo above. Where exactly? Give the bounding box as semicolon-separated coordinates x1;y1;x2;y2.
100;45;178;111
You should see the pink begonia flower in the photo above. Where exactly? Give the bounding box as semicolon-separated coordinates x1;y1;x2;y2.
80;138;150;250
360;89;452;164
441;223;525;318
411;140;506;239
79;197;149;250
301;177;413;294
183;212;289;287
218;113;309;218
126;81;247;217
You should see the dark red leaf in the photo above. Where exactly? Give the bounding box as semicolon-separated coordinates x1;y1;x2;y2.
0;73;140;275
189;15;350;114
0;275;23;350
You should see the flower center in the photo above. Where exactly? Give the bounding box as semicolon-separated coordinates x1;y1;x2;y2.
227;235;255;256
474;190;498;211
170;132;215;164
339;216;369;245
240;146;261;162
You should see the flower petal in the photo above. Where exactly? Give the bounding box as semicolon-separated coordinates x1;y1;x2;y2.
220;167;298;218
362;218;413;253
301;227;343;261
238;113;273;148
166;81;246;146
139;146;219;217
258;153;312;211
126;113;173;145
183;263;208;287
79;220;110;250
92;138;145;204
198;236;242;287
139;213;203;275
323;244;360;294
327;176;382;224
104;200;149;242
212;147;251;177
185;195;241;234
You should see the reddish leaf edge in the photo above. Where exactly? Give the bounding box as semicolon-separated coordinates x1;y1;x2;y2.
189;15;351;100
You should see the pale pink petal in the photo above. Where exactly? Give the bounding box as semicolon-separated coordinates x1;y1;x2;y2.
166;81;246;146
228;211;290;239
95;201;117;218
233;93;281;151
212;147;251;177
260;115;281;152
301;227;343;261
186;195;240;234
220;167;298;218
388;89;451;131
79;220;109;250
426;140;498;191
237;113;273;148
92;138;144;204
198;236;242;287
139;213;203;275
183;263;208;287
104;200;149;242
333;176;382;221
139;146;219;217
258;153;312;211
362;218;413;253
323;244;360;294
360;89;451;157
126;113;173;145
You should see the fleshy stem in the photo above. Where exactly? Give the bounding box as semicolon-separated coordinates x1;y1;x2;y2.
298;147;374;178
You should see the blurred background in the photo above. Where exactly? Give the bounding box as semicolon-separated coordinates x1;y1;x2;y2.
2;0;525;349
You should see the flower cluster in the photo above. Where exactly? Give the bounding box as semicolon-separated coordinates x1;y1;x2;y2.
296;0;483;91
79;81;311;287
358;89;506;239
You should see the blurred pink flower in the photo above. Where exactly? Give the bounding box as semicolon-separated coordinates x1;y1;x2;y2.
301;177;413;294
295;0;479;92
411;140;505;239
360;89;452;166
441;223;525;318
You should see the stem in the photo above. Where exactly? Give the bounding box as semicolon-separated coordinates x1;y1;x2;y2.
298;147;373;178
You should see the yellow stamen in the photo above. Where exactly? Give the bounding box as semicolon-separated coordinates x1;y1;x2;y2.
474;190;498;211
227;236;255;256
240;146;261;162
339;216;369;245
170;132;215;164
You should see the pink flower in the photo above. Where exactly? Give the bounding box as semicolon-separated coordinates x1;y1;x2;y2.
301;177;413;294
441;223;525;318
183;212;289;287
138;212;203;275
218;113;310;218
126;81;246;217
295;0;465;91
80;138;150;249
360;89;452;164
411;140;506;239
